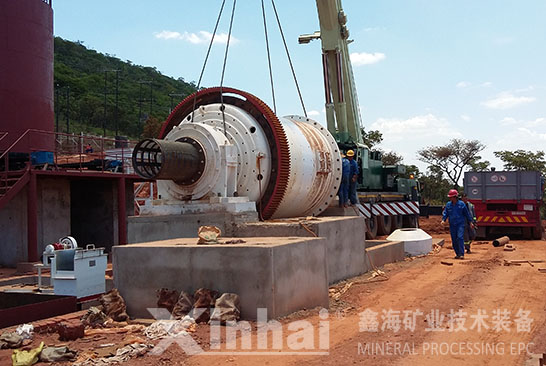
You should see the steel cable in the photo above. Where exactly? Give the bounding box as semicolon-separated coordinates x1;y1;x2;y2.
219;0;237;136
191;0;227;123
270;0;307;117
261;0;276;114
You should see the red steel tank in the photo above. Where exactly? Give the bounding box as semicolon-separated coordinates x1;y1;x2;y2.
0;0;54;152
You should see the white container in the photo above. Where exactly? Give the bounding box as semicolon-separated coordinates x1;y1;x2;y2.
50;245;107;299
387;228;433;256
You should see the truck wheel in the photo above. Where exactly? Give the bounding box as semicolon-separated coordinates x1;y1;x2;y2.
532;223;543;240
377;215;393;235
522;227;532;239
366;216;378;240
392;215;403;230
403;214;418;228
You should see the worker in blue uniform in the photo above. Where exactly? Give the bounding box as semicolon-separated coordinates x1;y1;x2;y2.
441;189;473;259
338;154;350;207
346;150;359;205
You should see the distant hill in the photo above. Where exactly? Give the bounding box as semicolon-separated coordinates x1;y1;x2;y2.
54;37;197;139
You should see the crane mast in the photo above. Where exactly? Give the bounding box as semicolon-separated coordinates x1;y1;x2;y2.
299;0;363;147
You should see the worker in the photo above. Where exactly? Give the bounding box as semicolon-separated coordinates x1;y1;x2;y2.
441;189;473;259
338;153;350;207
461;193;477;254
85;143;93;153
346;150;359;205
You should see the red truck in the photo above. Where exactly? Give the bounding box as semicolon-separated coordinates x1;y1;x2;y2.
464;171;544;239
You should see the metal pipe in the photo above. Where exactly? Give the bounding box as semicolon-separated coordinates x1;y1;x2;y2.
322;53;331;104
493;236;510;247
27;171;38;262
132;138;205;183
117;177;127;245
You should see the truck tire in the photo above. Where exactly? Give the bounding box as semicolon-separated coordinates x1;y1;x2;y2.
366;216;378;240
392;215;403;230
377;215;393;235
533;222;543;240
403;214;418;228
522;227;532;239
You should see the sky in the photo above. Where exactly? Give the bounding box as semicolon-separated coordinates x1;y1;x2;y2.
53;0;546;174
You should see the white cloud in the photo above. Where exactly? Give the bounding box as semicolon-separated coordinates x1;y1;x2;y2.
515;85;535;93
155;30;239;45
350;52;386;66
456;81;471;88
307;110;320;117
367;113;461;171
460;114;471;121
480;81;492;87
481;92;536;110
499;117;517;126
370;113;461;142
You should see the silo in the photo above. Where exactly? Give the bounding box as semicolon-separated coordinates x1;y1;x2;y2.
0;0;54;152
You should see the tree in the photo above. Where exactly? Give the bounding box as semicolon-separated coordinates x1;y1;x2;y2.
382;151;403;165
141;116;163;138
468;156;490;172
419;168;453;205
360;128;383;149
494;150;546;172
417;139;485;188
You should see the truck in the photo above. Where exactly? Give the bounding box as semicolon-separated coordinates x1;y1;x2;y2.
301;0;420;239
464;170;544;239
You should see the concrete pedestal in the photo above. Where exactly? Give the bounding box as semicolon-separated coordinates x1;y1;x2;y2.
234;216;367;284
113;237;329;320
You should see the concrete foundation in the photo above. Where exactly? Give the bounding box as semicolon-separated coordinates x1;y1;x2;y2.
365;240;405;268
113;237;329;320
127;211;258;243
234;216;367;284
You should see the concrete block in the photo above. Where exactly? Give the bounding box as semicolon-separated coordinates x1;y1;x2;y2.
127;211;258;244
365;240;405;268
113;237;329;320
234;216;366;284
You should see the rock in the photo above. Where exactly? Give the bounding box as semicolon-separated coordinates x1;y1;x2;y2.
156;288;179;314
81;306;110;328
100;288;129;322
0;331;23;349
172;291;194;319
58;319;85;341
39;346;77;362
193;288;219;323
210;293;241;324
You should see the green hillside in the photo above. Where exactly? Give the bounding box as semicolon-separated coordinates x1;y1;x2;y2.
54;37;197;139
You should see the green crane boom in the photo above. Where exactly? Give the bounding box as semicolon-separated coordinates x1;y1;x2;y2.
299;0;364;147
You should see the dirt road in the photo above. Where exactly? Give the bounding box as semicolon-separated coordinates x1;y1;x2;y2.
134;219;546;366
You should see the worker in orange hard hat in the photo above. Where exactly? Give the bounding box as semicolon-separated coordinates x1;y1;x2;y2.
346;150;359;205
441;189;473;259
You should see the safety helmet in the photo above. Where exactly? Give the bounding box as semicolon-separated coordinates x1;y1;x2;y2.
447;189;459;198
346;150;355;157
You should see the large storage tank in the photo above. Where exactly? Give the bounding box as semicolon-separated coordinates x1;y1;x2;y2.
0;0;54;152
